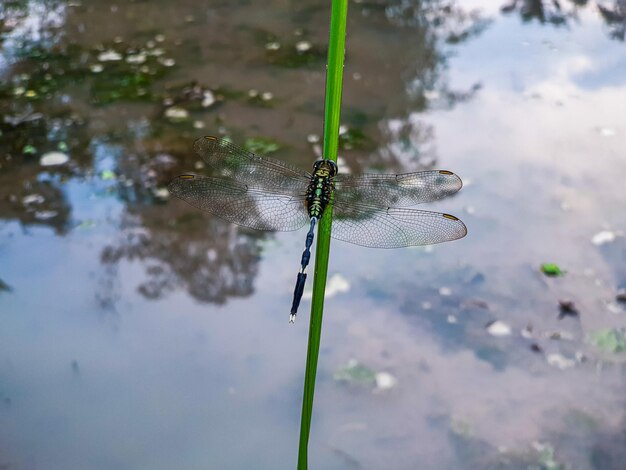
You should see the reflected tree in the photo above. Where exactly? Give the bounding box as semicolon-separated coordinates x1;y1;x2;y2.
501;0;626;41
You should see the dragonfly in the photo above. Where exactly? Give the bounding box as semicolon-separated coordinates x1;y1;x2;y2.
169;136;467;322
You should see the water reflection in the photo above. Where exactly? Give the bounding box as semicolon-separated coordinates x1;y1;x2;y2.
501;0;626;40
2;0;626;469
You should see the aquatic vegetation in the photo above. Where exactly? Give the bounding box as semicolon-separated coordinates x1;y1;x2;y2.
590;328;626;354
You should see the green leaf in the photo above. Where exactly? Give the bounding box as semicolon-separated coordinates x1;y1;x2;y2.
298;2;348;469
333;360;377;385
540;263;564;276
590;328;626;353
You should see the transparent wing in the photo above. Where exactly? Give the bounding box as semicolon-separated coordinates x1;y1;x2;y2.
334;170;462;208
194;136;311;195
331;203;467;248
168;175;309;231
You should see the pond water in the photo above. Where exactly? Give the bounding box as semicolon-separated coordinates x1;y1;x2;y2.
1;1;626;469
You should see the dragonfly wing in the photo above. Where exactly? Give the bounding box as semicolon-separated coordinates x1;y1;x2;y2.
334;170;463;208
169;175;309;231
331;203;467;248
194;136;311;195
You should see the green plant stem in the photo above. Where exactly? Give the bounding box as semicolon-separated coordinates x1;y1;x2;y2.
297;1;348;469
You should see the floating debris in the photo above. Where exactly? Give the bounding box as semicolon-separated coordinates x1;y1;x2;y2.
617;291;626;304
558;300;579;319
438;286;452;296
201;90;215;107
546;353;575;370
22;194;45;205
40;151;69;166
590;328;626;354
100;170;116;181
97;50;123;62
334;359;376;386
164;106;189;122
265;42;281;51
486;320;512;337
159;58;176;67
541;263;564;277
591;230;617;245
447;314;457;324
153;187;170;200
34;210;58;220
374;372;397;391
307;133;320;144
126;53;147;64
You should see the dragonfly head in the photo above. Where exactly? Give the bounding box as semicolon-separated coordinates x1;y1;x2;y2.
313;159;338;178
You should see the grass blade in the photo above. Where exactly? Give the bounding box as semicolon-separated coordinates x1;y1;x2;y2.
297;1;348;468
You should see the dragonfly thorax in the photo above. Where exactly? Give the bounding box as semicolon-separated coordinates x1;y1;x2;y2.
306;159;336;219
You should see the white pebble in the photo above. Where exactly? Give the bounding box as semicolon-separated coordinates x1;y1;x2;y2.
40;151;69;166
97;50;122;62
486;320;512;337
295;41;311;52
591;230;616;246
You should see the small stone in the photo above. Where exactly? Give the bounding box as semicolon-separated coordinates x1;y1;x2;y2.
530;343;543;353
155;34;165;43
421;301;432;310
97;50;122;61
486;320;512;337
295;41;312;52
194;161;205;170
248;89;259;98
261;91;273;101
352;72;362;80
126;53;146;64
338;124;348;135
265;42;281;50
193;120;205;129
159;57;176;67
153;188;169;200
40;151;69;166
447;315;457;324
307;134;320;144
591;230;616;246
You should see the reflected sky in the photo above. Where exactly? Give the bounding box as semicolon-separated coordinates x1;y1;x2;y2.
1;1;626;469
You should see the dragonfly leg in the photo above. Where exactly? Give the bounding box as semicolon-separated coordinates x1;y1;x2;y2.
290;217;317;323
